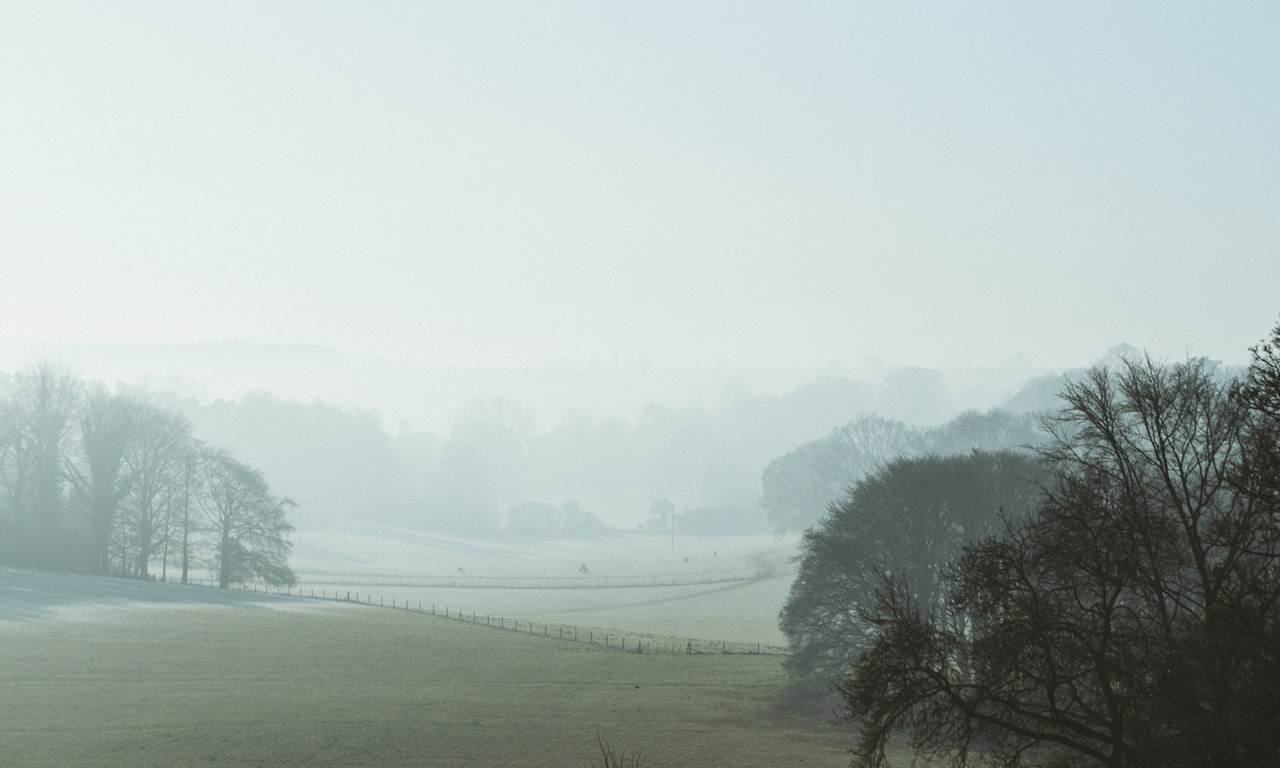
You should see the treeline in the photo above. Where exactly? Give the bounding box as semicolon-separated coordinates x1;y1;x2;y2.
760;407;1048;534
0;363;295;588
782;322;1280;767
0;360;1063;542
155;368;1059;537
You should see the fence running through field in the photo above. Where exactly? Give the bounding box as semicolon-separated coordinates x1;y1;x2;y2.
292;570;775;590
219;580;789;656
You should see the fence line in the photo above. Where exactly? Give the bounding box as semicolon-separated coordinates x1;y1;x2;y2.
291;571;776;590
224;580;788;657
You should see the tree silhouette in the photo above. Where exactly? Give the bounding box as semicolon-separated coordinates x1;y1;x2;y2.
841;353;1280;768
199;448;296;589
780;450;1044;692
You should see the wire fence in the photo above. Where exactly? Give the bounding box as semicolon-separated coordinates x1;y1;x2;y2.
292;570;776;590
226;580;789;657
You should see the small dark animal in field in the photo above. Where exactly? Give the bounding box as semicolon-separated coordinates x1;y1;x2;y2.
683;557;689;564
579;562;590;575
456;566;465;575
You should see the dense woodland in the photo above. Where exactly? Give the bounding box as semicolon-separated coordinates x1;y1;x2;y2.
783;320;1280;768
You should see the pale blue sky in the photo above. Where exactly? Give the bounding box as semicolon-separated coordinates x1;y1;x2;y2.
2;2;1277;370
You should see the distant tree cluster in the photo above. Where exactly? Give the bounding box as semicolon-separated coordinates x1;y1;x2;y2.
761;408;1046;534
408;366;984;535
504;500;605;538
0;359;1055;542
7;360;1018;538
0;363;295;588
783;320;1280;767
415;395;795;535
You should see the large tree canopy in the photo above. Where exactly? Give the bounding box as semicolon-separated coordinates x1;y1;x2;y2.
840;349;1280;768
200;448;296;589
780;449;1045;691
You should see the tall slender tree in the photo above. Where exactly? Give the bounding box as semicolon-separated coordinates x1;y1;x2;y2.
0;363;81;568
65;389;135;574
176;440;204;584
118;403;191;578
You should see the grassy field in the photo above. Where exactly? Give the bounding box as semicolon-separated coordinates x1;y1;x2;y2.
289;575;795;650
287;526;801;648
290;525;797;582
0;584;852;768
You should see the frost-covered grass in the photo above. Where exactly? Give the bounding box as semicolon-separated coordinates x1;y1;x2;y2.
0;529;862;767
0;566;342;623
0;590;851;768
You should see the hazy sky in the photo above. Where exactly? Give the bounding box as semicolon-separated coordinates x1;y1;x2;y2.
3;2;1277;371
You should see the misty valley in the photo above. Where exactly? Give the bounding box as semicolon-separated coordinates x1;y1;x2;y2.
4;320;1280;768
4;1;1275;764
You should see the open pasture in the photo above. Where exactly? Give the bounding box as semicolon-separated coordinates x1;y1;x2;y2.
291;524;796;581
289;526;800;647
295;576;794;650
0;572;851;768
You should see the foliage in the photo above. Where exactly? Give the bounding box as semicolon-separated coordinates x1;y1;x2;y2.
840;351;1280;768
780;450;1045;692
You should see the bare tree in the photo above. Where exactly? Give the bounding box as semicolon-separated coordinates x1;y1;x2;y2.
198;447;295;589
841;355;1280;768
176;440;205;584
118;402;191;578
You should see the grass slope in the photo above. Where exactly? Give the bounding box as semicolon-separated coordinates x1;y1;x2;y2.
0;577;850;768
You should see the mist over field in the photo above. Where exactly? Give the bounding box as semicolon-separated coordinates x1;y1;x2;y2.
0;341;1068;531
3;1;1278;766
